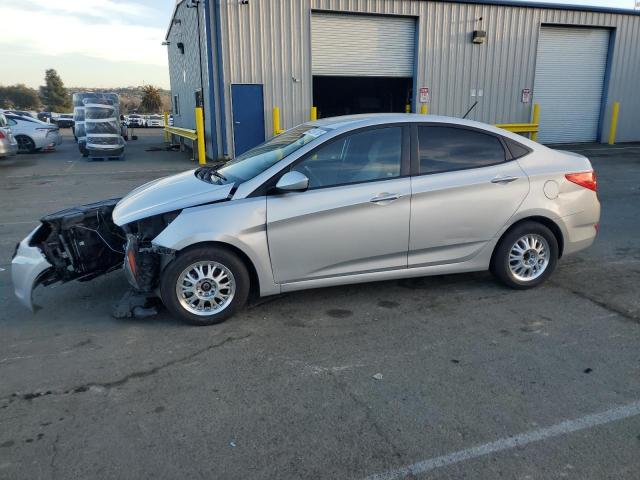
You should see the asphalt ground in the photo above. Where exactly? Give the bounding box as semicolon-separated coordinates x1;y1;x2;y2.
1;130;639;479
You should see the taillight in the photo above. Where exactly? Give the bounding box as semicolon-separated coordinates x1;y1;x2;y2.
565;171;597;192
0;131;5;139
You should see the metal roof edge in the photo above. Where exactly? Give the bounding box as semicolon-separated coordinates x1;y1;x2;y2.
419;0;640;17
165;0;188;41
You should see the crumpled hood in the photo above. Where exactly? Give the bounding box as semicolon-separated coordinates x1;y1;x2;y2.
112;169;234;226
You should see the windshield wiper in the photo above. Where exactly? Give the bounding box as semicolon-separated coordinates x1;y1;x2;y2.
210;170;227;181
195;165;227;183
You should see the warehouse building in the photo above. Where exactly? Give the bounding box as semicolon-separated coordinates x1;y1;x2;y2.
165;0;640;160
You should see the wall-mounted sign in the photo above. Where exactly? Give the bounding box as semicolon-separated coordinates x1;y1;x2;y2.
522;88;531;103
419;87;430;103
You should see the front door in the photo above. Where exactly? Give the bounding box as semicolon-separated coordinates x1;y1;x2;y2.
409;124;529;267
231;84;265;155
267;125;411;284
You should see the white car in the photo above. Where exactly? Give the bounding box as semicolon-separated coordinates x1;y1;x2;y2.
145;115;164;128
127;114;145;128
5;113;61;153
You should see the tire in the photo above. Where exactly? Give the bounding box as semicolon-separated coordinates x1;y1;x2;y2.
490;221;558;289
160;246;250;326
15;135;36;153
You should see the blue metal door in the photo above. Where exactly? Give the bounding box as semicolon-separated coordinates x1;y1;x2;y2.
231;84;265;155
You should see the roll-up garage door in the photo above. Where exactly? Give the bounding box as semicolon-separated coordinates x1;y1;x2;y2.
533;26;610;144
311;13;415;77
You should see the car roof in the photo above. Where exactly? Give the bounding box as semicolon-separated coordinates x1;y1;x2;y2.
7;114;50;125
310;113;542;150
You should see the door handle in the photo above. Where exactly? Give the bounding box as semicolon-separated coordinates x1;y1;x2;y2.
370;193;401;204
491;176;519;184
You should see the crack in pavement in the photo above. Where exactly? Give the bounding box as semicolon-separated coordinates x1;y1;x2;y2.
50;433;60;480
329;372;405;462
0;333;252;407
549;280;639;324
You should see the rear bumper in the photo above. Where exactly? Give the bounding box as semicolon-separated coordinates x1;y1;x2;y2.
0;141;18;157
11;226;53;311
560;199;601;256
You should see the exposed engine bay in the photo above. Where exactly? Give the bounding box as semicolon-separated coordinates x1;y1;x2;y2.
27;199;178;299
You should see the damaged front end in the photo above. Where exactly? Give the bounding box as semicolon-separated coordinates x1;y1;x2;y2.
11;199;178;311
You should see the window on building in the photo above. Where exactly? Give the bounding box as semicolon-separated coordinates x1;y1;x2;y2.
293;127;402;188
173;94;180;115
418;126;506;175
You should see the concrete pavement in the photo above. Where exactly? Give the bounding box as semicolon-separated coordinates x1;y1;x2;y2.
1;131;639;479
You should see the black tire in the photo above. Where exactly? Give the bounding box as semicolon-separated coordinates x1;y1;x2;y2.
490;221;559;289
16;135;36;153
160;246;250;326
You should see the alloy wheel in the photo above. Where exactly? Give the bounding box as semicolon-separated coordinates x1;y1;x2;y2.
508;234;550;281
176;261;236;316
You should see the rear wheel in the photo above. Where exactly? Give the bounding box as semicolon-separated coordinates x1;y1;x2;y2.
491;221;558;289
16;135;36;153
160;246;250;326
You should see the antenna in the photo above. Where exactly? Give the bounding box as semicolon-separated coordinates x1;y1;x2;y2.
462;101;478;119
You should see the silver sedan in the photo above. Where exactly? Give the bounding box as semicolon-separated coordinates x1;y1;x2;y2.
12;114;600;325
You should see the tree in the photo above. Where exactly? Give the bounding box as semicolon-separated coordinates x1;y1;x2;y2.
0;84;41;110
139;85;163;113
39;69;72;111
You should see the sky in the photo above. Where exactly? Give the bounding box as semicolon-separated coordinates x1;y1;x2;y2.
0;0;636;90
0;0;175;89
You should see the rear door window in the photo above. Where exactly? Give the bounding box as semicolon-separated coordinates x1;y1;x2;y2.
418;126;507;174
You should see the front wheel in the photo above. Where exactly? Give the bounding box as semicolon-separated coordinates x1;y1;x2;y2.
160;246;250;326
491;221;558;289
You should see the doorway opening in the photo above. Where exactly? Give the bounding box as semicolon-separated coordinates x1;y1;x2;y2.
313;76;413;118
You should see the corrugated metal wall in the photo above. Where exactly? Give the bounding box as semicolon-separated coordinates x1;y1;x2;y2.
167;1;215;156
211;0;640;155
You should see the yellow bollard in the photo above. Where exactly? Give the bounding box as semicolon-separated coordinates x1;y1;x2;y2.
195;107;206;165
530;103;540;141
608;102;620;145
420;104;428;115
163;111;169;143
405;103;411;113
310;106;317;121
273;107;285;136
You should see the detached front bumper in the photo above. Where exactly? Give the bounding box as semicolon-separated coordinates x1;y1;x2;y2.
11;226;53;311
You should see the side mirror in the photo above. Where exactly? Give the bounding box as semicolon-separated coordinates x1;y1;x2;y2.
275;171;309;192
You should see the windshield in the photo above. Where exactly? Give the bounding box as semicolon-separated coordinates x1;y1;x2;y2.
212;124;329;184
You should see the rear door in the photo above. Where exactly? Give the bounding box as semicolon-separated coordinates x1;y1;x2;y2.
409;125;529;267
267;125;411;284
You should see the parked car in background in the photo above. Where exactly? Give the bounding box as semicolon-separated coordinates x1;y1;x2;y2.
54;113;75;128
145;114;164;128
11;114;600;325
0;112;19;158
127;114;144;127
5;113;61;153
37;112;53;123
